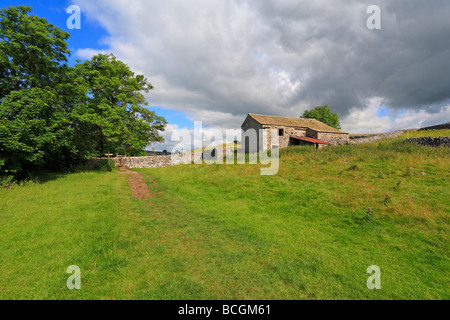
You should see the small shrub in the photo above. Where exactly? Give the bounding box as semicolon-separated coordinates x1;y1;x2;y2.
94;160;116;172
384;194;392;205
394;181;402;191
377;169;384;179
364;207;374;222
353;207;376;225
0;175;14;188
403;166;413;177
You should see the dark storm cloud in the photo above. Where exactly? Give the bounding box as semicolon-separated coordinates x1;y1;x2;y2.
252;0;450;115
75;0;450;131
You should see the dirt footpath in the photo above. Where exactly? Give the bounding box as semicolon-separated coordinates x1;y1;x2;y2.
118;168;162;199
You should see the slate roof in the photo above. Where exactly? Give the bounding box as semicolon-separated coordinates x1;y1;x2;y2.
246;113;347;134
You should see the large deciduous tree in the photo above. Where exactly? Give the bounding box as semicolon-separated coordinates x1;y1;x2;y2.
0;6;70;98
0;88;75;176
73;54;167;157
301;105;341;130
0;6;74;177
0;6;166;178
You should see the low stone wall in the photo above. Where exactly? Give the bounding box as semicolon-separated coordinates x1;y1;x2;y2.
407;136;450;147
348;130;413;145
116;154;191;168
92;148;236;169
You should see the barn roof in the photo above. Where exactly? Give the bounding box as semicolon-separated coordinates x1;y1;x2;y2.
247;113;347;134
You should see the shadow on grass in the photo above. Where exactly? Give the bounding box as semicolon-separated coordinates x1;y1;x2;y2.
1;159;117;188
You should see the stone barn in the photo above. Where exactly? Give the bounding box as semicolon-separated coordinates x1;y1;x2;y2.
241;113;349;152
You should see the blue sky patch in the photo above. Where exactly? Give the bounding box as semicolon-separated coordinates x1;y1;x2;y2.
1;0;110;66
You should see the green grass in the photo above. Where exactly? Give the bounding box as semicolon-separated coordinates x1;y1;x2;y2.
0;131;449;299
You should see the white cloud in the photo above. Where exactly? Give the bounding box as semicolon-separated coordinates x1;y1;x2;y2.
75;48;109;60
151;123;241;152
72;0;317;121
72;0;450;136
341;98;450;134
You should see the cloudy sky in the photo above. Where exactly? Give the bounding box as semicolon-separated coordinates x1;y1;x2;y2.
4;0;450;150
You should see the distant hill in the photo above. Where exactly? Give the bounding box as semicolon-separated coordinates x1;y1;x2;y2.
419;122;450;131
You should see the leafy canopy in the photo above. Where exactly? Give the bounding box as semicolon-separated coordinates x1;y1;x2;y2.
73;53;167;156
0;6;166;179
0;6;70;98
0;88;75;176
301;105;341;129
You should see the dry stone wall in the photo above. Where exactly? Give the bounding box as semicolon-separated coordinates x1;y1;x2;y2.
92;148;236;169
116;154;191;168
349;130;412;145
407;136;450;147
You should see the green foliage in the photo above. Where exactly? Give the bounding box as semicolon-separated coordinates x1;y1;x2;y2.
0;88;76;177
404;166;413;177
0;6;166;178
354;207;376;225
93;159;117;172
72;54;167;156
302;105;341;129
0;175;14;188
0;6;70;98
364;207;375;222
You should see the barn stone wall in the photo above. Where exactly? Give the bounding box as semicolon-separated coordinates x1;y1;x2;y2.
317;132;349;145
241;116;263;153
306;128;319;139
264;126;307;149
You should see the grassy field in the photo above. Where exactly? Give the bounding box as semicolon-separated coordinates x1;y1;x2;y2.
0;130;448;299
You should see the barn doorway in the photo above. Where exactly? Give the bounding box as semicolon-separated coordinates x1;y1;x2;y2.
289;137;302;147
